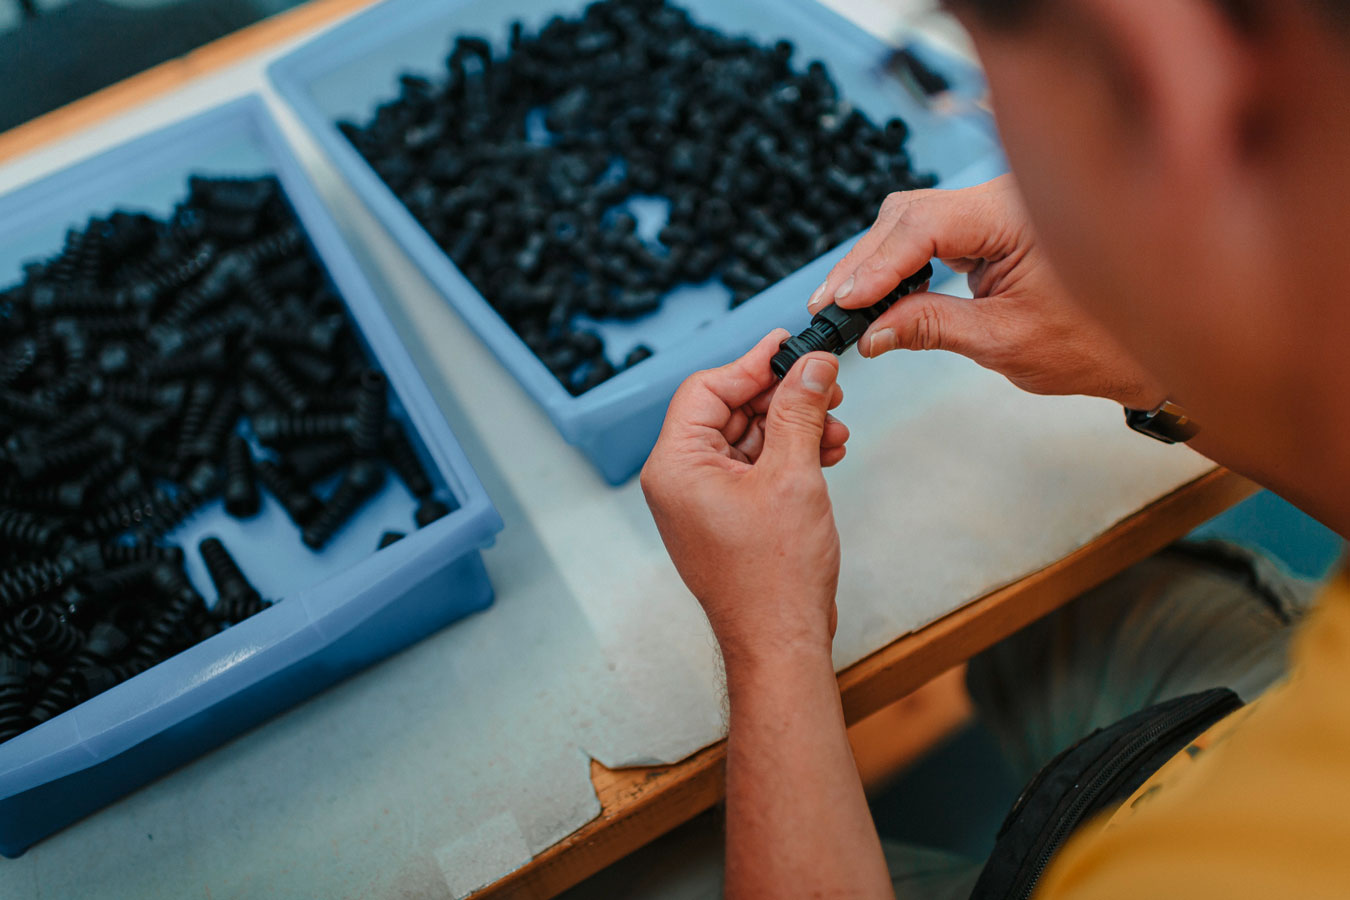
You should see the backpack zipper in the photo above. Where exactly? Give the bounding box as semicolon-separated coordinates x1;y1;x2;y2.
1015;690;1241;899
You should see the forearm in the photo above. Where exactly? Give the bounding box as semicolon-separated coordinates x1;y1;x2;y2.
722;638;894;900
1187;432;1350;538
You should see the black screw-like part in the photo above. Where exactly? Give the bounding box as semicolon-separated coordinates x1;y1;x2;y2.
99;541;185;568
351;369;388;458
251;411;353;446
255;460;321;528
0;655;31;742
377;531;405;549
623;345;653;368
381;422;433;498
199;537;271;625
302;460;385;550
0;508;65;550
281;439;352;484
132;565;211;666
414;497;451;529
770;261;934;379
0;542;102;611
176;378;219;460
244;347;310;413
186;386;240;462
0;479;87;513
4;604;81;661
222;435;260;518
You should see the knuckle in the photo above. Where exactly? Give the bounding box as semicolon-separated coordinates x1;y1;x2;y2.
911;302;945;351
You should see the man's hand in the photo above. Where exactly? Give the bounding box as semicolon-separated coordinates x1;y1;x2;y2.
643;333;895;899
808;175;1168;410
641;330;848;665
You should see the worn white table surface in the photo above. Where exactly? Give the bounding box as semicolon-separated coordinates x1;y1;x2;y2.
0;3;1213;898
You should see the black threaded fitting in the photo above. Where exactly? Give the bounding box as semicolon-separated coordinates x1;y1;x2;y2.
199;537;270;624
382;421;433;498
282;439;352;484
5;604;81;661
770;261;933;379
176;379;219;459
414;497;452;529
252;411;353;447
186;387;239;462
245;348;310;413
351;369;388;458
99;541;185;568
0;655;31;742
222;435;260;518
0;479;87;512
0;508;66;550
302;460;385;550
0;543;100;611
255;460;321;527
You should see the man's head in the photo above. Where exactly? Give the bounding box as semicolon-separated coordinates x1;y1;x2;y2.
947;0;1350;512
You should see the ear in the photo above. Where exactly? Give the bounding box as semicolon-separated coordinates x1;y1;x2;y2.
1081;0;1257;200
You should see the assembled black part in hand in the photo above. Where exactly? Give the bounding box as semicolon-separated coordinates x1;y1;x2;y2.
770;261;934;379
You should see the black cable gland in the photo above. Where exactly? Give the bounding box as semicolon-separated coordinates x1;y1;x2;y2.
99;540;185;568
770;261;933;379
282;439;352;484
222;434;260;518
255;460;321;527
301;460;385;550
0;654;32;742
382;421;433;498
199;537;269;623
245;348;310;413
351;369;388;458
252;411;353;447
0;507;66;550
414;497;451;529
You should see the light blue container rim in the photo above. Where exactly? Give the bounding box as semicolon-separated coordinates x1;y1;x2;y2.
266;0;1007;447
0;95;503;796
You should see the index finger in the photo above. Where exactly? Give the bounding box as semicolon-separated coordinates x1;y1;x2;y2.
821;176;1022;312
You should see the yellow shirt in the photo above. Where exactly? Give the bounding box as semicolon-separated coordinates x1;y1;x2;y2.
1036;564;1350;899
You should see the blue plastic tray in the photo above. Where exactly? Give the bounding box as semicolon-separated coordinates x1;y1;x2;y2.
0;96;503;857
270;0;1007;484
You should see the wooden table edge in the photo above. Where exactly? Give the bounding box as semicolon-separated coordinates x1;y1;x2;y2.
470;467;1256;900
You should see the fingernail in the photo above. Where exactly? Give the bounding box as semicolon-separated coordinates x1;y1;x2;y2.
833;275;855;300
867;328;897;357
802;359;835;393
807;281;828;312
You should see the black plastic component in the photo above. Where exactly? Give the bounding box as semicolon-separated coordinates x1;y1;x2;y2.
339;0;936;395
222;435;261;518
770;262;933;379
199;537;271;625
302;460;386;550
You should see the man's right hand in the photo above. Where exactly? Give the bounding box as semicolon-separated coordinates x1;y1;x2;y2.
808;175;1168;410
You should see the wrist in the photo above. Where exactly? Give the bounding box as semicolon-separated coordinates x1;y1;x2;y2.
721;633;835;688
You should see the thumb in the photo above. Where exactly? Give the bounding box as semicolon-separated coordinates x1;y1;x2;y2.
858;291;989;358
761;353;838;469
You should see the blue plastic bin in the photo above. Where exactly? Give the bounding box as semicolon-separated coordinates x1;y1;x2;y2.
0;96;503;857
268;0;1007;484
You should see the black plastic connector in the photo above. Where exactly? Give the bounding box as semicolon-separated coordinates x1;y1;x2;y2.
770;262;933;379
